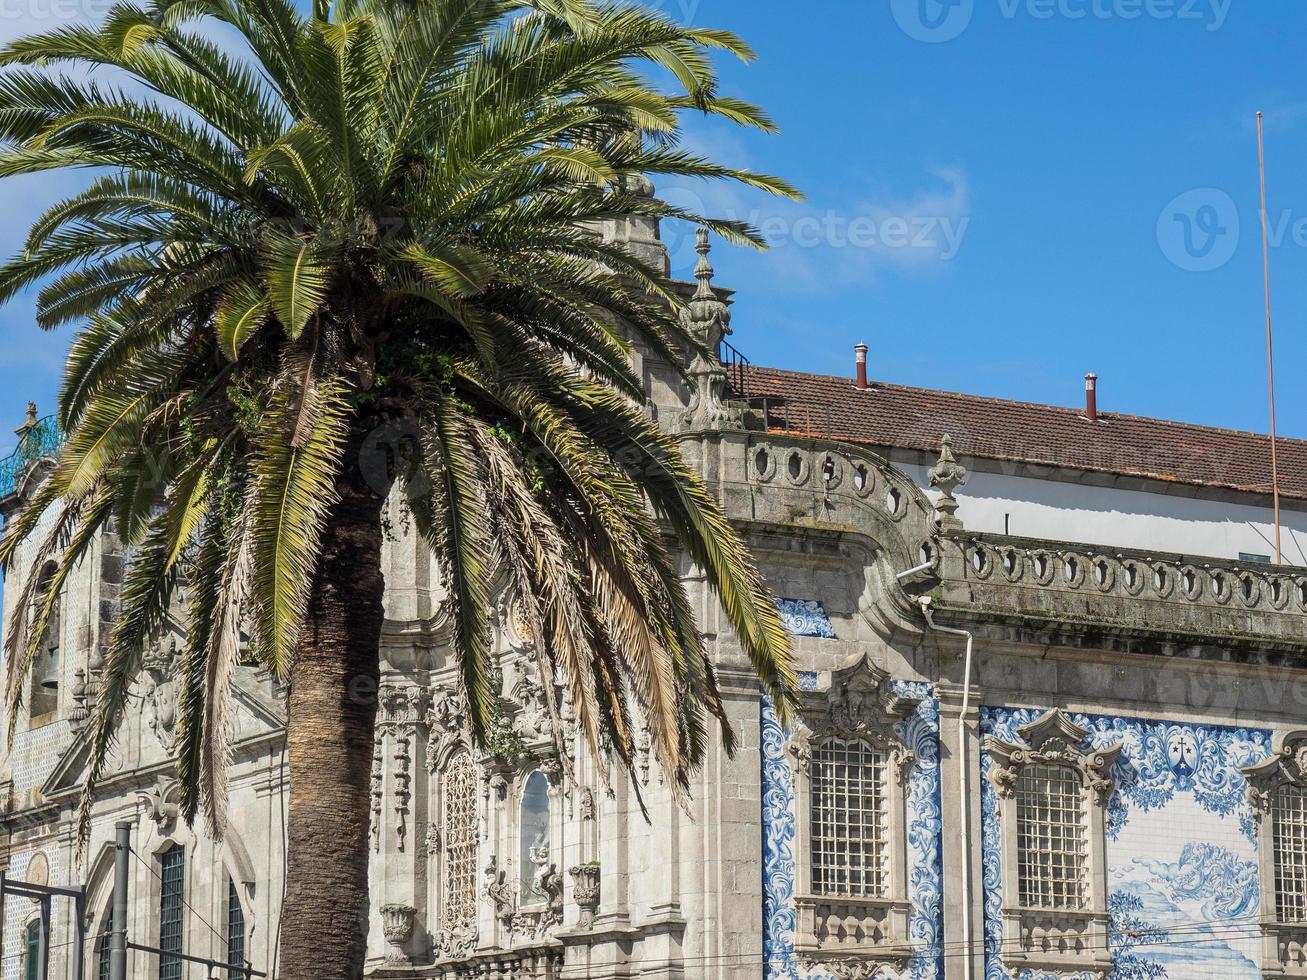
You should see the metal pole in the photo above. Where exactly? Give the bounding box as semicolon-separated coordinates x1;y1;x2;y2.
1257;110;1283;564
110;821;131;980
37;896;50;980
72;888;85;980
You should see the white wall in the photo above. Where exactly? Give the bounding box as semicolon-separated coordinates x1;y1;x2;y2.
898;462;1307;565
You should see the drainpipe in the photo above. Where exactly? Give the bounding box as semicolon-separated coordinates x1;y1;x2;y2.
919;597;976;979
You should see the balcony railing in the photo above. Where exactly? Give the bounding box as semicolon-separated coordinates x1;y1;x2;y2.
718;338;751;400
0;414;60;499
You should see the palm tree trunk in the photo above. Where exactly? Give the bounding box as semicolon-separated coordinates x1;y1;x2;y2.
280;468;386;980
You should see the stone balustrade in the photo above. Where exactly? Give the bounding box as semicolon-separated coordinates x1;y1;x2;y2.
939;532;1307;647
1271;923;1307;975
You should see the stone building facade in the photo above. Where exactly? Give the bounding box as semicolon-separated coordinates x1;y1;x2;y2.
2;208;1307;980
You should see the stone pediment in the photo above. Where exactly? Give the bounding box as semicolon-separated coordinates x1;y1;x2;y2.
41;667;286;801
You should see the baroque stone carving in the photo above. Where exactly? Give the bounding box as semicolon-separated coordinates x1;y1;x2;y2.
379;903;415;966
569;863;601;929
786;655;922;784
1243;730;1307;816
484;856;516;930
433;924;478;961
985;708;1124;805
512;865;563;940
803;954;910;979
379;684;430;853
135;776;180;833
370;738;383;853
142;637;181;752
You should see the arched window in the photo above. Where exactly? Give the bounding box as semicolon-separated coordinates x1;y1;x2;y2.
809;737;887;898
441;753;478;931
23;920;40;980
97;906;114;980
226;879;246;977
519;771;551;904
158;847;184;980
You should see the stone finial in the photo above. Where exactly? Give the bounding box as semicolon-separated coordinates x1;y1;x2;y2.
15;401;37;437
687;229;731;347
928;435;967;532
680;230;744;432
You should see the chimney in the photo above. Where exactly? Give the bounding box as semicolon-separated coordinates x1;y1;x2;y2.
855;343;869;390
1085;373;1098;422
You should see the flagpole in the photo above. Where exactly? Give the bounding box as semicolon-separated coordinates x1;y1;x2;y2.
1257;111;1283;564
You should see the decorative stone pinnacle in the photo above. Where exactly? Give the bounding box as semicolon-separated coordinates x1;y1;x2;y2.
928;435;967;532
15;401;37;436
693;228;715;300
687;229;730;341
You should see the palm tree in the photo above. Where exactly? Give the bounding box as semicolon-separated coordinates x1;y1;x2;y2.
0;0;797;975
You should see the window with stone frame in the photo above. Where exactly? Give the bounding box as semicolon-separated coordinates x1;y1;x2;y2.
226;878;246;978
1015;763;1088;910
1243;730;1307;974
809;736;889;899
425;681;483;962
985;709;1122;977
441;752;479;932
784;655;921;975
97;905;114;980
158;846;184;980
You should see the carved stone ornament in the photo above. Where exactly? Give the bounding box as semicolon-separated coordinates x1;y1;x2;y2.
927;434;968;533
434;924;478;961
1244;730;1307;817
569;863;601;929
985;708;1124;805
484;856;516;930
135;776;180;833
512;865;563;940
786;654;922;784
379;904;416;966
142;637;181;752
509;671;552;746
803;954;910;980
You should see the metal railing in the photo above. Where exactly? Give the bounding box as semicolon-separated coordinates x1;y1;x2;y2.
0;414;61;499
718;338;751;400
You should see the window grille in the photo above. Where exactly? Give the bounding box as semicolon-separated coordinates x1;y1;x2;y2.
442;753;478;930
98;906;114;980
1274;783;1307;923
1016;764;1087;909
158;847;184;980
810;737;887;897
227;879;246;977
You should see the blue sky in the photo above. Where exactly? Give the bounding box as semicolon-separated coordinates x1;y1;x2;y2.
2;0;1307;455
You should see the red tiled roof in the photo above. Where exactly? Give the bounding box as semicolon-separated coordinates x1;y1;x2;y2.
742;365;1307;500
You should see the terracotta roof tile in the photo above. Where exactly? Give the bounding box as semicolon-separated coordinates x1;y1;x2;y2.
741;365;1307;500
